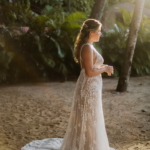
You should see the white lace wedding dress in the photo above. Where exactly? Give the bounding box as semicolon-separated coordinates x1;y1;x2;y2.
21;44;116;150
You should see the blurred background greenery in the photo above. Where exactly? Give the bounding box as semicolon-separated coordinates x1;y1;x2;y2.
0;0;150;83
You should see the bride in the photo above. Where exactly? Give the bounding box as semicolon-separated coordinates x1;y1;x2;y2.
21;19;115;150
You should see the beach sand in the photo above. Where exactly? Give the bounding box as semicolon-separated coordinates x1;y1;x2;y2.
0;76;150;150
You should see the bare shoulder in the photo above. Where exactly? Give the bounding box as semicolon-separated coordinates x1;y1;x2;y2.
81;45;93;56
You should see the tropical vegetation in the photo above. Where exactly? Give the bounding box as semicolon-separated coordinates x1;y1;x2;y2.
0;0;150;83
99;8;150;77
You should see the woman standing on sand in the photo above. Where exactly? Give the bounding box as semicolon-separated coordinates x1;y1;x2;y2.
21;19;115;150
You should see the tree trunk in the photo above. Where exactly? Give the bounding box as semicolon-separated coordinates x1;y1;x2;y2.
116;0;145;92
68;0;71;12
59;0;61;8
90;0;107;21
12;0;16;5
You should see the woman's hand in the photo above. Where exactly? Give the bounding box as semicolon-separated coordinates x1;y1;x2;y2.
100;64;107;67
104;65;113;76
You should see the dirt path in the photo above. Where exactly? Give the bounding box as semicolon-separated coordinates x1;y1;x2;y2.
0;76;150;150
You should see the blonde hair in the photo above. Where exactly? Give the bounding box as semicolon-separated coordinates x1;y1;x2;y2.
74;19;102;63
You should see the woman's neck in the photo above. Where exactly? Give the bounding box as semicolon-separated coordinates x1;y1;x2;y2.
86;39;93;45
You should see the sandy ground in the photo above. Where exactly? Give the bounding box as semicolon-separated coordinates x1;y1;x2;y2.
0;76;150;150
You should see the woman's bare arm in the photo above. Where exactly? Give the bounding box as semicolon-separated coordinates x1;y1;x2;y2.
81;45;108;77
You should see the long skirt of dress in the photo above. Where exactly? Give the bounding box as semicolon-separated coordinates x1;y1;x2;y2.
21;69;116;150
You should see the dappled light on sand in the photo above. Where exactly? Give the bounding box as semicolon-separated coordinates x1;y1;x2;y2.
0;76;149;150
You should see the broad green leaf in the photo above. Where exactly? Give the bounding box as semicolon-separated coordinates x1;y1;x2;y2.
50;37;65;58
42;54;55;68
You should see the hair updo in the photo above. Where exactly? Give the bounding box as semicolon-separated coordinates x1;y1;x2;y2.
74;19;102;64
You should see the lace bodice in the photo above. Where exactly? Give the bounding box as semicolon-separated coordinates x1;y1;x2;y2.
80;44;104;69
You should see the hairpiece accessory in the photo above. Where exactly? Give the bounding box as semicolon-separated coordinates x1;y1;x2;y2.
84;24;88;29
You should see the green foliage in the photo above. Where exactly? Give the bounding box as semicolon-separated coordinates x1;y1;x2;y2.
0;0;94;16
0;6;86;82
99;8;150;77
103;0;136;18
41;5;53;16
71;0;94;16
117;7;133;26
0;46;14;81
106;0;136;8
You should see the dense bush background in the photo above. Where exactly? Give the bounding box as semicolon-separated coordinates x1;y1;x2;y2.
99;8;150;77
0;0;150;83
